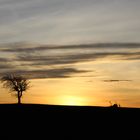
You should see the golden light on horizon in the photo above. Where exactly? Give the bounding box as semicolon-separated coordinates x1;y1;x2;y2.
55;95;87;106
0;58;140;108
4;74;139;108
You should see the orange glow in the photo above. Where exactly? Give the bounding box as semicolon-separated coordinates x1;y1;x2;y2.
55;95;86;106
0;59;140;108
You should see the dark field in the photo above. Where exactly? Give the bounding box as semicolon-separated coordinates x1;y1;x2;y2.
1;104;140;117
0;104;139;139
0;103;140;113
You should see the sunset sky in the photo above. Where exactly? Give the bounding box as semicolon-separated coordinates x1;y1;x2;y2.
0;0;140;107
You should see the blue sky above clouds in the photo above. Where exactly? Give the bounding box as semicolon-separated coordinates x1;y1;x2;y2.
0;0;140;44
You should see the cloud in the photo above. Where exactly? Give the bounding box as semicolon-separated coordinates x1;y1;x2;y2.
103;80;132;82
15;50;140;67
0;42;139;79
0;68;89;79
0;58;15;69
1;43;140;53
0;57;9;62
0;42;140;70
0;64;14;69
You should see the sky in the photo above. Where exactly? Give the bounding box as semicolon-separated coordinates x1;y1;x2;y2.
0;0;140;44
0;0;140;107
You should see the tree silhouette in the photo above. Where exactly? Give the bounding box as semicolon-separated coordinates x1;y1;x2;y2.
1;74;30;104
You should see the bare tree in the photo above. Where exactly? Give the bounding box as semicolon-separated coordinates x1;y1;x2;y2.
1;74;30;104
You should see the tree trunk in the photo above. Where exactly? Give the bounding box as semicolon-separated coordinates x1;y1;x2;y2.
17;91;22;104
18;97;21;104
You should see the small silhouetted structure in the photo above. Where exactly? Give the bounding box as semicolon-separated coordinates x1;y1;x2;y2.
109;101;121;108
1;73;30;104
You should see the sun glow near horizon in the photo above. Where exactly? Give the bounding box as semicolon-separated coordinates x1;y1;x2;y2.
0;55;140;107
18;72;140;108
54;95;87;106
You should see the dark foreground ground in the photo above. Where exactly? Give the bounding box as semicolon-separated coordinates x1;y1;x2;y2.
0;104;140;139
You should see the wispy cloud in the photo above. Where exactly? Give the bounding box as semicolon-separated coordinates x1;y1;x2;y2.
103;80;132;82
0;57;9;62
1;43;140;53
0;42;140;80
0;64;14;69
0;57;15;69
14;47;140;66
0;68;89;79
